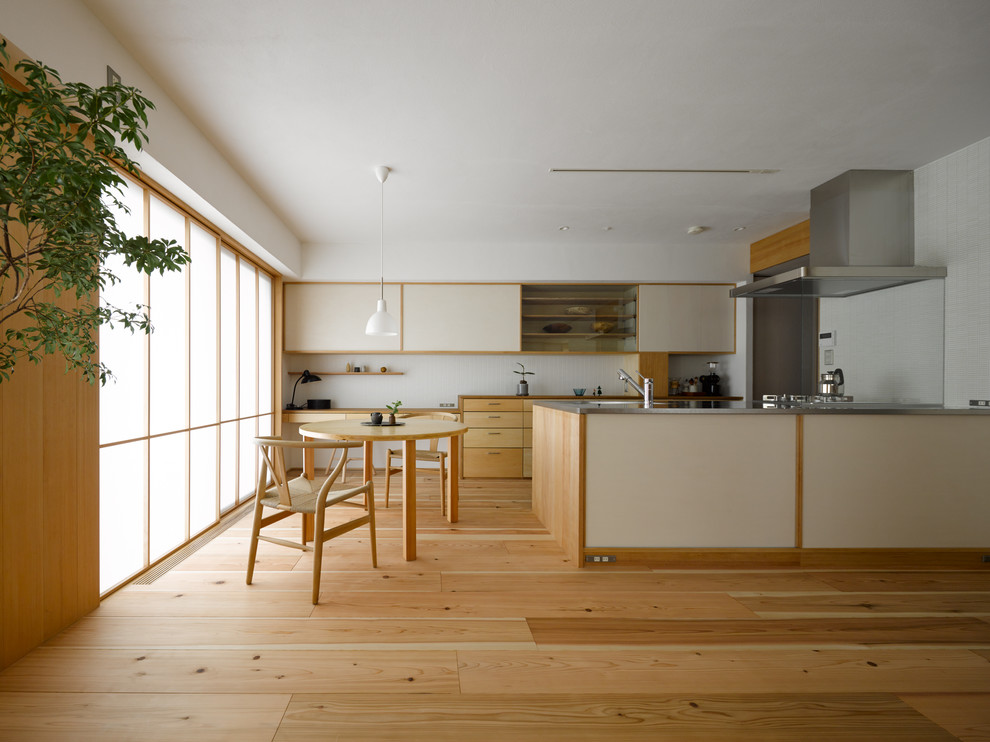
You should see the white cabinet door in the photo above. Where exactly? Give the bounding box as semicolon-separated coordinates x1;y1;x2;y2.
403;284;521;351
283;283;402;352
638;284;735;352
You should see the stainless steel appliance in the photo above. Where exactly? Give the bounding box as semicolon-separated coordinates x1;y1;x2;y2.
762;393;854;408
732;170;946;299
817;368;844;396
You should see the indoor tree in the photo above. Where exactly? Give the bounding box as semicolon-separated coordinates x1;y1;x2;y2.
0;40;189;384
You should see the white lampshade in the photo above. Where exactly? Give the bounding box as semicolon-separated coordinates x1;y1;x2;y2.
366;165;399;337
365;298;398;336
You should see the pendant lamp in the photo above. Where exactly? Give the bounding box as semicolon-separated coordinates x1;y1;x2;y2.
365;165;399;336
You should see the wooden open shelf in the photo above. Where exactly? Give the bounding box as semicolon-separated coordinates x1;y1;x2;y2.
288;371;404;376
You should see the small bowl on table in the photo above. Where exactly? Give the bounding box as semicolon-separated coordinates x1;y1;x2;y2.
573;388;586;396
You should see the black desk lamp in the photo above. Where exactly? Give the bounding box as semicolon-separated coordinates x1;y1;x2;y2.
286;369;321;409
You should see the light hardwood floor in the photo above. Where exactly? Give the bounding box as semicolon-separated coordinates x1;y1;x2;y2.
2;474;990;741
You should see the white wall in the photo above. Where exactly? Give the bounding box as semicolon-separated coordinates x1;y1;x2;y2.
1;0;302;276
303;239;749;283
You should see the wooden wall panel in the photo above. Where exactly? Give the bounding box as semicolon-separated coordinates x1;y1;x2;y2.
1;290;100;668
637;353;669;393
531;406;584;563
750;220;810;273
0;77;100;664
1;321;48;667
0;362;4;664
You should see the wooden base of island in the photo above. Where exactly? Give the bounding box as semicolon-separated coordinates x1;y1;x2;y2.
533;405;990;569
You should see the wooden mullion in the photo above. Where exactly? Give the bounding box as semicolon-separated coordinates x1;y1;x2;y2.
214;235;222;522
184;215;192;542
142;186;152;570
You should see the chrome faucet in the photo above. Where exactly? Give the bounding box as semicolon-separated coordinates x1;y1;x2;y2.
617;368;654;407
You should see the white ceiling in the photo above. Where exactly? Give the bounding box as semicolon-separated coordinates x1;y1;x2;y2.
82;0;990;252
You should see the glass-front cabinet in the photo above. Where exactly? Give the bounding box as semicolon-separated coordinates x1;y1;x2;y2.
520;284;637;353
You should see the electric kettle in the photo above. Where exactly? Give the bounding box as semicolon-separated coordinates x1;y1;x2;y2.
818;368;844;396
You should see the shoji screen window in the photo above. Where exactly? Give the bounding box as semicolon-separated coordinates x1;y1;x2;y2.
99;176;276;594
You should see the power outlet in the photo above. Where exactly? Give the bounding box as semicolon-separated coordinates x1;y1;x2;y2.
438;402;456;408
970;400;990;407
585;555;617;563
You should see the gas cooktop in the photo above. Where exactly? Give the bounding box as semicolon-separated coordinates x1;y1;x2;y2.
761;393;854;408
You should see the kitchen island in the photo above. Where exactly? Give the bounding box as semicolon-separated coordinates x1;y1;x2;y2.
532;400;990;568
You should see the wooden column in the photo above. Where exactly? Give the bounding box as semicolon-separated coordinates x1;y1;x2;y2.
1;291;100;669
402;439;417;560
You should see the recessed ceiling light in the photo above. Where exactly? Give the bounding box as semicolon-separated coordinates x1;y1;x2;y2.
686;226;708;235
733;226;747;231
558;225;570;231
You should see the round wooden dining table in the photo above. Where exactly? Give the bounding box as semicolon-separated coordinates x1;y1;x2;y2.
299;418;468;561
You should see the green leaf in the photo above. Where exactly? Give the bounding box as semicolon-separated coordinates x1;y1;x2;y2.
1;47;189;385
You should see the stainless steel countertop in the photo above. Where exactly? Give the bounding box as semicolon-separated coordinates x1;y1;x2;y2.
534;400;990;415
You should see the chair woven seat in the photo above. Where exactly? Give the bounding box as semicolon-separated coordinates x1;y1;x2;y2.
247;436;377;604
384;412;458;514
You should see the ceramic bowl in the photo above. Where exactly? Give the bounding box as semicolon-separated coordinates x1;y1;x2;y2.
573;388;586;396
566;306;591;315
542;323;572;333
592;321;616;333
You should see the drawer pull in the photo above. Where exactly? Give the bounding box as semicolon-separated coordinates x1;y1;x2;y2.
488;431;501;435
487;451;501;455
487;415;502;419
488;402;500;405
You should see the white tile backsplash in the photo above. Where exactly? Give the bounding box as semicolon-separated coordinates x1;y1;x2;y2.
287;348;747;410
285;354;642;409
915;136;990;407
818;281;944;403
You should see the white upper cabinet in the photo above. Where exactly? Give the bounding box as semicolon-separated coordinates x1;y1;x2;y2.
403;284;521;352
283;283;402;352
638;284;736;353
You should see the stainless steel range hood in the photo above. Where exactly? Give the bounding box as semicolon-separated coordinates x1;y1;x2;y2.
731;170;946;298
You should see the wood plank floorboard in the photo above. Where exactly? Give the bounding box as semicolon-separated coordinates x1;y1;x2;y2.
899;693;990;741
310;590;757;619
134;569;443;592
0;692;290;742
455;648;990;694
526;616;990;647
274;693;959;741
735;591;990;616
45;616;535;648
2;475;989;740
816;572;990;593
0;648;460;693
441;571;843;593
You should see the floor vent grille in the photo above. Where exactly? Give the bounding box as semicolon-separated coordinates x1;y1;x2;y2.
133;501;253;585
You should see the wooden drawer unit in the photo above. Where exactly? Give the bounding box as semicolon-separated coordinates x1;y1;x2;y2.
463;411;524;428
462;397;526;477
464;427;524;448
464;448;523;478
463;398;524;412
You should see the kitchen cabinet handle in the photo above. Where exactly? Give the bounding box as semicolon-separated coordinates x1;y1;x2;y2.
487;451;501;455
488;431;501;435
487;415;502;419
